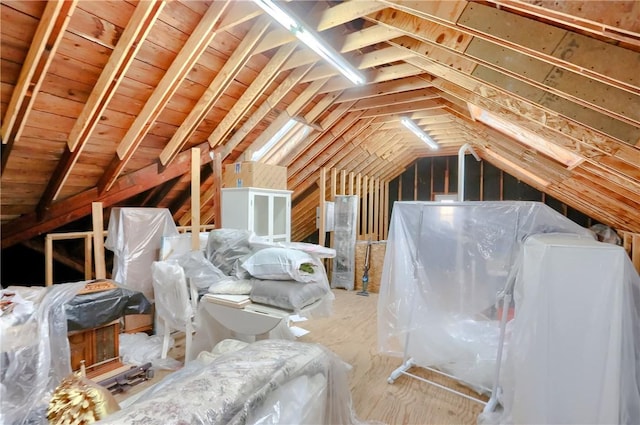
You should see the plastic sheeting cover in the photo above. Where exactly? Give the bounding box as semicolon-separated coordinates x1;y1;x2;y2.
99;339;369;425
65;283;152;331
332;195;358;290
377;201;593;392
493;233;640;424
105;207;179;301
1;282;86;425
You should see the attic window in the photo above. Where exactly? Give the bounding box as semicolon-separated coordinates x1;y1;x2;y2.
468;104;583;169
252;118;314;164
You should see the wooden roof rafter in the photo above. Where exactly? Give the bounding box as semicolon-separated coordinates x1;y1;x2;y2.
157;14;273;167
375;1;640;92
96;0;235;193
0;140;213;249
380;24;640;130
205;42;299;151
482;0;640;49
36;0;167;217
1;0;77;171
401;47;640;148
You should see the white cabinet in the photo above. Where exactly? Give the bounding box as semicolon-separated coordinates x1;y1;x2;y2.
221;187;292;243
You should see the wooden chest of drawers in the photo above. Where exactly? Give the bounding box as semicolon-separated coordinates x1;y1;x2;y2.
68;320;121;377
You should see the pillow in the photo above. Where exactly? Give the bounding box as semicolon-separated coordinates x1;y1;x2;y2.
249;279;329;311
241;247;321;283
208;277;253;295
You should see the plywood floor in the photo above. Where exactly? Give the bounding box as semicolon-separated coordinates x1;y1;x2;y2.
115;289;487;424
298;289;487;424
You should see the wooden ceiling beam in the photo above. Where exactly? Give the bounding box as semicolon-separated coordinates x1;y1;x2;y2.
1;141;212;249
285;100;355;166
377;2;639;93
206;42;297;149
218;62;314;155
305;90;344;125
288;111;367;185
335;75;433;104
351;87;440;111
318;63;424;94
315;1;387;31
36;1;165;216
359;98;445;118
484;0;640;48
551;178;640;232
158;14;272;167
97;1;232;192
290;117;378;191
240;76;330;161
423;63;640;181
1;0;77;171
389;26;640;130
298;44;413;84
403;49;640;148
253;0;385;55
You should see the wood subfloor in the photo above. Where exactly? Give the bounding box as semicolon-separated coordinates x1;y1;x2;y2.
299;289;486;425
115;289;486;424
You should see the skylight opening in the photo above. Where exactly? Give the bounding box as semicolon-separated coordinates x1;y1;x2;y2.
252;118;314;164
468;104;583;169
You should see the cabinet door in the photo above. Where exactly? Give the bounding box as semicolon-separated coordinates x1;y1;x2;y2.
68;330;95;371
252;193;270;238
273;195;288;241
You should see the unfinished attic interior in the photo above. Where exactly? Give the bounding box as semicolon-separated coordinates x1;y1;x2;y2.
1;0;640;424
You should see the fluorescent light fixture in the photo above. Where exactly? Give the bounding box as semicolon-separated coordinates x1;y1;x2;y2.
468;104;583;168
253;0;366;86
401;117;439;150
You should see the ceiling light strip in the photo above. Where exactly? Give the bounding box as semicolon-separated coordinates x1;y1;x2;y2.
253;0;365;85
401;117;439;150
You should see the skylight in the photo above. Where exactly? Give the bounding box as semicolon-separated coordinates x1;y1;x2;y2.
252;118;314;164
468;104;583;169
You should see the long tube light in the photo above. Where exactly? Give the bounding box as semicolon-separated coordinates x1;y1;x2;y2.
401;117;439;150
253;0;366;85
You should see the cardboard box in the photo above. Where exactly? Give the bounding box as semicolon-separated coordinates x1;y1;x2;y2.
223;161;287;190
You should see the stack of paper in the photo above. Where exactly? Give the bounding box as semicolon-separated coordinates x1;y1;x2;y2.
203;294;251;308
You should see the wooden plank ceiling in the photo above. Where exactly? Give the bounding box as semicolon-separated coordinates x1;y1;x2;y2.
1;0;639;249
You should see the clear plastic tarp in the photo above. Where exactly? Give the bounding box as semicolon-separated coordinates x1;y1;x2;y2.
377;201;593;392
104;207;179;301
1;281;85;425
99;339;370;424
491;233;640;424
332;195;358;290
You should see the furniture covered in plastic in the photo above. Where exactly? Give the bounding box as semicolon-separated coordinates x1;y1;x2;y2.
104;207;179;301
98;339;365;425
377;201;593;393
153;229;336;357
1;281;152;424
1;282;87;425
151;261;198;363
488;233;640;424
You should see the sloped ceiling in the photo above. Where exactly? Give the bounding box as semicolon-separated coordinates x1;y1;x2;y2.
1;0;639;249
